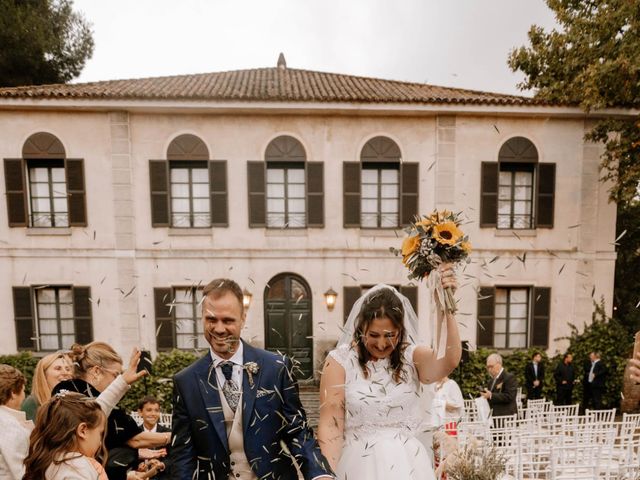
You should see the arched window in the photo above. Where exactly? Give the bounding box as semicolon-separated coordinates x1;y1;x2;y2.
247;135;324;229
4;132;86;227
343;136;418;229
148;134;228;228
480;136;555;229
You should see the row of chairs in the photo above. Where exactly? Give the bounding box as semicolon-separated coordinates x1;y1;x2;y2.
457;398;640;479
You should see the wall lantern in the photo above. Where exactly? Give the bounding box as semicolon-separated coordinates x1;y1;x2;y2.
242;288;253;310
324;287;338;311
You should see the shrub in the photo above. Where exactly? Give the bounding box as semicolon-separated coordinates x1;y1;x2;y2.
0;352;39;393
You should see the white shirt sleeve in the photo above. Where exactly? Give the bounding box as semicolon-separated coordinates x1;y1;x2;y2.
0;416;30;480
96;375;130;416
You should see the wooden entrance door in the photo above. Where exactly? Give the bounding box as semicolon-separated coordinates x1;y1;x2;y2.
264;273;313;379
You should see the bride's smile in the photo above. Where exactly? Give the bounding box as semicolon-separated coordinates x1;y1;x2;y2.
362;317;399;360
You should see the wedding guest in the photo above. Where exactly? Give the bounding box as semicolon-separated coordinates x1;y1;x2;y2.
432;376;464;433
0;364;33;480
23;392;108;480
21;351;73;420
582;351;607;411
480;353;518;416
554;353;575;405
524;351;545;400
53;342;170;480
137;396;170;478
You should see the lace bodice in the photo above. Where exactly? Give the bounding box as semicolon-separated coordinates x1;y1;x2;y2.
329;344;424;440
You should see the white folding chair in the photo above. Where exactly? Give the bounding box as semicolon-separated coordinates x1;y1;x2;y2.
585;408;616;424
129;410;143;425
549;444;603;480
159;412;172;428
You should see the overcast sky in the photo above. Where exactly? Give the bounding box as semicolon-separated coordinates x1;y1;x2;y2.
73;0;557;96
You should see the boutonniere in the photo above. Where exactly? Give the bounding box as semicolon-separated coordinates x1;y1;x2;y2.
496;382;503;390
243;362;259;388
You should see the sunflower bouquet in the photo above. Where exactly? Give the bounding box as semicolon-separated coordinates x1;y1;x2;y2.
391;210;471;313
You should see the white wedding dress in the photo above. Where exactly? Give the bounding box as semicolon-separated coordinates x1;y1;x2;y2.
329;343;436;480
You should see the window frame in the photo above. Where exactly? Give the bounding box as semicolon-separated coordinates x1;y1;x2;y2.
172;286;206;350
168;160;211;228
360;161;400;229
497;162;536;230
33;285;74;352
26;159;69;228
265;161;307;229
494;286;530;349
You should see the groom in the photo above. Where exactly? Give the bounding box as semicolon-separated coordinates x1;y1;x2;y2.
170;278;334;480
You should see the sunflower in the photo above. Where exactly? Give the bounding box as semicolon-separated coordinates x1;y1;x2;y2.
460;241;472;253
401;235;421;257
433;221;463;246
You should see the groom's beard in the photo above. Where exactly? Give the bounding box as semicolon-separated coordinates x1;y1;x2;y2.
208;333;240;353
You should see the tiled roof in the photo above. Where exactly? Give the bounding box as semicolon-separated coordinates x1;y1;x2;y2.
0;67;545;106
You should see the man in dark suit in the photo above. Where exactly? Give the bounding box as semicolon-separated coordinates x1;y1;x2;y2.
481;353;518;416
582;351;608;411
170;278;333;480
554;353;575;405
524;351;545;400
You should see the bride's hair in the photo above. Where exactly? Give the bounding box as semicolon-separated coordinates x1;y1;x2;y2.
353;287;408;383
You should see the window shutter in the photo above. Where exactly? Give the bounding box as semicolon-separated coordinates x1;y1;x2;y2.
477;286;495;347
399;285;418;316
65;159;87;226
154;288;175;351
13;287;34;350
343;286;362;325
531;287;551;348
73;287;93;344
209;160;228;227
536;163;555;228
306;162;324;228
400;162;419;226
480;162;498;227
343;162;361;228
247;161;266;227
149;160;169;227
4;159;27;227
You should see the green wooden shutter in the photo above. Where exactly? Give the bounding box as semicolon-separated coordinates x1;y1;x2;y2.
306;162;324;228
13;287;35;350
265;300;287;350
154;288;175;351
399;285;418;315
480;162;498;227
477;286;495;347
65;159;87;226
4;159;27;227
343;162;361;228
343;286;362;325
400;162;419;226
149;160;170;227
209;160;228;227
73;287;93;344
536;163;555;228
247;161;266;227
531;287;551;347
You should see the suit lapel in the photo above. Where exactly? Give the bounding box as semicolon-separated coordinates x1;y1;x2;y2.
195;354;229;452
241;341;264;433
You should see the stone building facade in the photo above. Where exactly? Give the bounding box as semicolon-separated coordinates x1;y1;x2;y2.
0;66;624;379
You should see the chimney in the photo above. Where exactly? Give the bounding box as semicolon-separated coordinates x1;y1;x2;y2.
277;53;287;69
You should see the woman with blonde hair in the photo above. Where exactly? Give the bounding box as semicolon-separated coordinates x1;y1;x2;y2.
21;351;73;420
54;342;171;480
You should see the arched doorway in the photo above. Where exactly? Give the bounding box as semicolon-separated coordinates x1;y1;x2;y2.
264;273;313;379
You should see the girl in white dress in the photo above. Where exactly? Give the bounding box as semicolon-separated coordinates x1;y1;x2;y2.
318;266;461;480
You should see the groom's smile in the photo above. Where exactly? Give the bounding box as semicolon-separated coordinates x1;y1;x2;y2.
202;290;247;360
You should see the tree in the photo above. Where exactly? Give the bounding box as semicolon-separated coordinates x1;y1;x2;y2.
0;0;94;87
508;0;640;207
509;0;640;333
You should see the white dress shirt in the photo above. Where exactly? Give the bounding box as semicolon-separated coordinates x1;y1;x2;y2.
0;405;34;480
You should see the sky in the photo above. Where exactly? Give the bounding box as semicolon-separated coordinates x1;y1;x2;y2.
72;0;558;96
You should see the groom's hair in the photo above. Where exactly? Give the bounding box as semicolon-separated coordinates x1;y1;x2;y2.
203;278;244;310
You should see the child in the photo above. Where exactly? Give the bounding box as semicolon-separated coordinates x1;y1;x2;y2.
136;396;170;478
23;391;107;480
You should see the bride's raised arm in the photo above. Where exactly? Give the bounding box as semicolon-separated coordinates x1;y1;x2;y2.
413;264;462;383
317;355;346;471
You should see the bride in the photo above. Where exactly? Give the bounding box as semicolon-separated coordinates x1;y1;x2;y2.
317;266;461;480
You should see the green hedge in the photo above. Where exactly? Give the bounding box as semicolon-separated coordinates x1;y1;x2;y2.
451;301;631;409
0;352;39;393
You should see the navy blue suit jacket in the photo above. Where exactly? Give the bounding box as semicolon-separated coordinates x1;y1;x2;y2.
169;341;333;480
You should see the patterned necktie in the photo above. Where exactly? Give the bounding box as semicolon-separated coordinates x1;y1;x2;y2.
220;361;240;412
